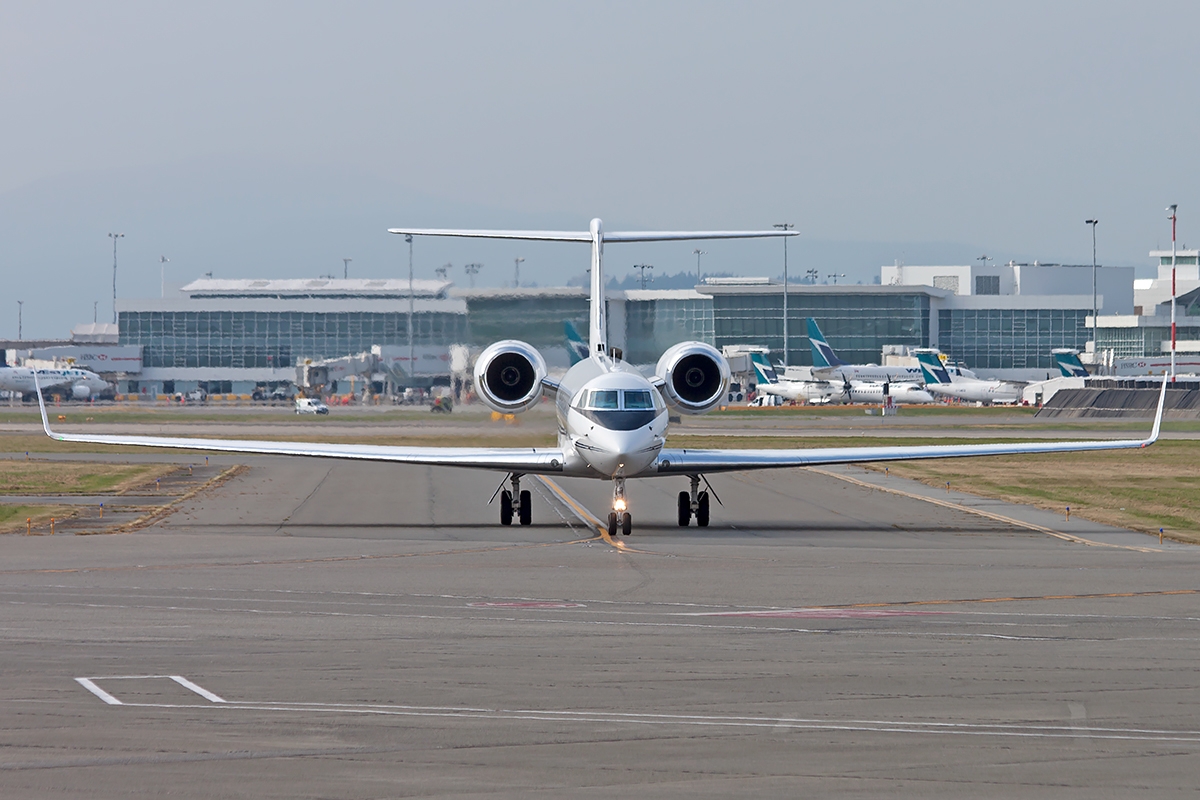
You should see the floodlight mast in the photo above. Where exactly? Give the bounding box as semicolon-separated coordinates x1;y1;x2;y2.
774;223;794;365
108;232;124;324
1168;205;1178;382
1086;220;1098;362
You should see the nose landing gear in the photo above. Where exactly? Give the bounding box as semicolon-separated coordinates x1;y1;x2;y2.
499;473;532;526
608;477;632;536
677;475;710;527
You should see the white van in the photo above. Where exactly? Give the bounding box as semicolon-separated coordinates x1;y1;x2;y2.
295;398;329;415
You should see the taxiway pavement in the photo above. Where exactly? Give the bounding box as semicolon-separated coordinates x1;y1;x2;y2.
2;457;1198;797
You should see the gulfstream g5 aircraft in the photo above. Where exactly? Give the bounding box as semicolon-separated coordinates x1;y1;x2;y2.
38;219;1166;537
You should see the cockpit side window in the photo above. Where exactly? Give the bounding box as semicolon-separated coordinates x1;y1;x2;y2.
622;390;654;410
588;389;620;410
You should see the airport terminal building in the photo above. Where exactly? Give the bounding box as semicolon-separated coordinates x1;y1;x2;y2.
104;260;1135;395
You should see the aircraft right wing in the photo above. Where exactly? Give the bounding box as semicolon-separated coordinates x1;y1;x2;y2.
655;380;1167;475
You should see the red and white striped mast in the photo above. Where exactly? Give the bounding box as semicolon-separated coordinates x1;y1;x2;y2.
1168;204;1178;382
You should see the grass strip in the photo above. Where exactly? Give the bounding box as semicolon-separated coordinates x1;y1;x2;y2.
0;504;77;534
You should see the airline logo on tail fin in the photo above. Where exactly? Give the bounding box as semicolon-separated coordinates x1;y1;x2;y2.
1052;349;1089;378
916;351;952;385
564;321;589;366
750;352;778;384
806;318;847;368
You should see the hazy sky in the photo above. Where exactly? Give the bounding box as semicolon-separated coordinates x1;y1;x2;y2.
2;1;1198;337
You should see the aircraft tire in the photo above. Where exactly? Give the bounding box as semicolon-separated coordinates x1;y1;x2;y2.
677;491;691;526
696;491;710;527
518;490;532;525
607;512;618;537
622;513;632;536
500;490;513;526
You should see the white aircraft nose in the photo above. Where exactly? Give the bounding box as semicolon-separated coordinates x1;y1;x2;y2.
574;427;662;477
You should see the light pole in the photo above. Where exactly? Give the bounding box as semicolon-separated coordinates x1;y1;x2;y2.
464;263;482;289
805;268;819;284
108;232;124;324
343;257;352;280
1085;220;1098;361
93;301;98;324
827;273;845;285
406;236;414;388
1168;205;1178;381
160;255;170;299
693;249;706;284
436;263;450;280
17;300;22;340
634;263;654;289
774;223;794;365
514;257;525;288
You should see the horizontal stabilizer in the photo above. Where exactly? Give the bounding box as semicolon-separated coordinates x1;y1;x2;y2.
387;227;799;243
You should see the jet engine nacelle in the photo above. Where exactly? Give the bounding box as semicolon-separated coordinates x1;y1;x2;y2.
655;341;730;415
473;340;548;414
71;383;91;399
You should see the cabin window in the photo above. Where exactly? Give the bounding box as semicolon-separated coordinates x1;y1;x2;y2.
622;390;654;410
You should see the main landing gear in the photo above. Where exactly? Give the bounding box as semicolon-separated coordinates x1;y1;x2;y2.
499;473;532;526
677;474;710;527
607;477;632;536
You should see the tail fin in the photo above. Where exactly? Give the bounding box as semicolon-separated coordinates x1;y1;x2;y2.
564;321;589;365
1052;349;1089;378
916;351;952;385
807;318;847;367
750;352;778;385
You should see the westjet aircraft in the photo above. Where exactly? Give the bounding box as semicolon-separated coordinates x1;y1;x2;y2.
916;351;1023;404
1053;349;1090;378
1;366;108;399
37;219;1166;536
752;353;936;404
750;353;844;404
807;318;924;383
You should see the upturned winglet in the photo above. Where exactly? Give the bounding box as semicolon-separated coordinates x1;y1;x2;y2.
34;374;58;439
1145;377;1168;446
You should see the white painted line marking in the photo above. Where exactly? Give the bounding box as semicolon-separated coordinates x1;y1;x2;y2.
75;675;225;705
76;697;1200;744
75;678;122;705
170;675;226;703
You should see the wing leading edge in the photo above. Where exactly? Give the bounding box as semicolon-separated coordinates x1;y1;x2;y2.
35;381;565;474
656;380;1167;475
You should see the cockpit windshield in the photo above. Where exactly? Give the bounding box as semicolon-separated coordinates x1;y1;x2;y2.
586;389;620;409
622;390;654;410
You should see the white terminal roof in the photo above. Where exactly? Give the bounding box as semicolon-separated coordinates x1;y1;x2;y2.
180;278;452;298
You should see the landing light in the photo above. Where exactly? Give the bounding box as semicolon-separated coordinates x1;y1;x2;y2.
613;498;627;512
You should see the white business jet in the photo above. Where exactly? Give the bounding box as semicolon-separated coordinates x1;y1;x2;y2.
37;219;1166;537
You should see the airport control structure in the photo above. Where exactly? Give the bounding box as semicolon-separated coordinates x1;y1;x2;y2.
4;247;1199;400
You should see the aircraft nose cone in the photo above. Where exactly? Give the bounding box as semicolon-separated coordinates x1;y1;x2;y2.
575;428;661;477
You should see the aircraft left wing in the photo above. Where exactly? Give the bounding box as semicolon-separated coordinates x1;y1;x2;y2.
655;380;1166;475
35;381;566;475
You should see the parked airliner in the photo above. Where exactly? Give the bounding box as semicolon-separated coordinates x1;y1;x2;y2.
916;351;1023;404
38;219;1165;536
2;366;108;399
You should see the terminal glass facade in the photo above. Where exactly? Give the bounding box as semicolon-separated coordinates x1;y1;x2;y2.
937;308;1089;369
120;310;468;369
712;290;931;365
624;297;714;364
464;296;589;350
1095;323;1200;358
